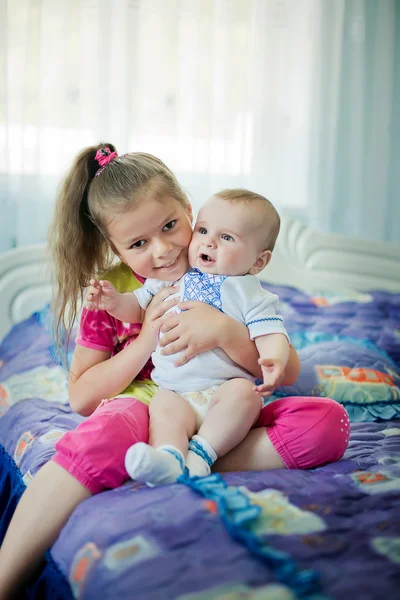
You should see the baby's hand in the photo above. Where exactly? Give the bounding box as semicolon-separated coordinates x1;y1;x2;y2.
86;279;120;312
254;357;285;397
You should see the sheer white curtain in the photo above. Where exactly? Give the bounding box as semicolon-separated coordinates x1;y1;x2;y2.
1;0;399;251
308;0;400;244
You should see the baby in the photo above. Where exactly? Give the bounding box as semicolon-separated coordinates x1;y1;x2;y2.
88;189;291;485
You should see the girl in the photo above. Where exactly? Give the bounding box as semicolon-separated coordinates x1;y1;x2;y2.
0;144;348;597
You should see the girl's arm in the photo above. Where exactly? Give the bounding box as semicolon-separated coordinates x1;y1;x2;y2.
281;344;301;386
69;287;178;416
254;333;290;395
223;324;300;385
219;315;262;376
69;328;155;416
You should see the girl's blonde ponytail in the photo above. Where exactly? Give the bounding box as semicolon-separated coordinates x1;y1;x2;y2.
48;144;115;361
49;143;188;365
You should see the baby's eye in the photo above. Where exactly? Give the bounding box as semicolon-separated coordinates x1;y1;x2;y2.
198;227;207;234
221;234;234;242
131;239;146;249
163;220;176;231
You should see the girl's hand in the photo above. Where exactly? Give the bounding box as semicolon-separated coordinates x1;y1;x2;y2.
139;286;179;350
159;300;230;366
254;357;285;396
86;279;120;312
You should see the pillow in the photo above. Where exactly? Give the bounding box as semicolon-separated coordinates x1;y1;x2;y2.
270;340;400;422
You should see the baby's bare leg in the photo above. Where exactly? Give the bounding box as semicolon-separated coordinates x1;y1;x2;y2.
186;378;261;477
214;427;286;472
125;390;197;485
200;379;261;455
149;390;197;453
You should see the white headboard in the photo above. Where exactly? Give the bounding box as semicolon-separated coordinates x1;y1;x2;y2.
0;244;52;340
260;219;400;293
0;219;399;341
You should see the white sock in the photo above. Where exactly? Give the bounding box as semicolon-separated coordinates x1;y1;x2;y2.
186;435;218;478
125;443;184;486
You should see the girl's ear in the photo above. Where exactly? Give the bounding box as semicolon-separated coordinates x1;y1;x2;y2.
108;240;124;263
248;250;272;275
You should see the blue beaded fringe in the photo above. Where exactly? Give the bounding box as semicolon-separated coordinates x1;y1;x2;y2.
178;472;321;598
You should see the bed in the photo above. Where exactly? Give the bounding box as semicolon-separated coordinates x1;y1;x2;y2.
0;219;399;600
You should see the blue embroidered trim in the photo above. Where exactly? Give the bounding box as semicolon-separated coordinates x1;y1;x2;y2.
178;473;320;597
247;317;283;327
146;289;155;297
183;270;227;311
162;448;185;472
188;439;214;467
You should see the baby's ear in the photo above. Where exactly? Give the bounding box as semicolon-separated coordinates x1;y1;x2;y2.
248;250;272;275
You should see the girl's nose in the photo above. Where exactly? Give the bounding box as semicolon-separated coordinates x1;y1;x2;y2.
153;237;173;258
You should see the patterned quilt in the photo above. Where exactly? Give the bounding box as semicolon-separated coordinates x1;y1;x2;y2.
0;284;399;599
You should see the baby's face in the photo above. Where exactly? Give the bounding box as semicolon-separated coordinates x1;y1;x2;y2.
189;196;267;276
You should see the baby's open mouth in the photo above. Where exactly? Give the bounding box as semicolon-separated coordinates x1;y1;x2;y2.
200;254;213;262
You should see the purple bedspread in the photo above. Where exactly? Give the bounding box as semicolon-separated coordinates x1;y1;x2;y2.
1;284;400;599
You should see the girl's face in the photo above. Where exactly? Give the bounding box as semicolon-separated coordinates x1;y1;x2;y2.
107;195;193;281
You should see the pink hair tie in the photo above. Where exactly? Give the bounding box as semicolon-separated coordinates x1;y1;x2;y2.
94;147;118;176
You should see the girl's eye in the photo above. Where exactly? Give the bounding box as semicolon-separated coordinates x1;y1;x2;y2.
199;227;207;234
221;234;234;242
131;239;146;249
163;220;176;232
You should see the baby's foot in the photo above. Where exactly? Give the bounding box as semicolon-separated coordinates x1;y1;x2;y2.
125;443;184;486
185;435;217;477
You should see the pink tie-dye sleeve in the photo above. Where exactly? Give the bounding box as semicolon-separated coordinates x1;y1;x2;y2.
75;306;118;352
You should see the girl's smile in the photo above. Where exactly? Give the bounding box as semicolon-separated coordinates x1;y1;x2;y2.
153;249;186;274
107;195;193;281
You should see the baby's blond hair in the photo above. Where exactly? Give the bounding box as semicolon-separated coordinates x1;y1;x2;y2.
214;189;280;251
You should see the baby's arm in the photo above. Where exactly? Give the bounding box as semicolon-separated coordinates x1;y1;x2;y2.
232;276;292;395
87;278;144;323
254;333;290;395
